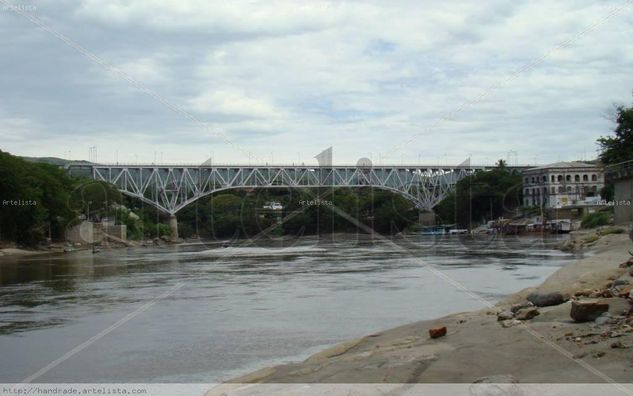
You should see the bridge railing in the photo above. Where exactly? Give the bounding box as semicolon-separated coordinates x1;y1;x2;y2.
69;162;529;170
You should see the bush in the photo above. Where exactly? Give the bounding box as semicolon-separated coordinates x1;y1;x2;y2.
599;226;625;235
582;234;600;244
581;212;610;229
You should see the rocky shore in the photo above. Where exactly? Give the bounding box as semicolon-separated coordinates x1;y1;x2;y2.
224;229;633;384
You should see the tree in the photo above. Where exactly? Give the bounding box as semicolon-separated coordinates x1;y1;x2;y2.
596;103;633;201
435;168;523;227
598;104;633;165
0;150;77;244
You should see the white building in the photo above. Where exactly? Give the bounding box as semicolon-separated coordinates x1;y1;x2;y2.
522;162;604;208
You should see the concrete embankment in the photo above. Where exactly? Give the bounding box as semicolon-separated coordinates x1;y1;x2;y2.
220;230;633;384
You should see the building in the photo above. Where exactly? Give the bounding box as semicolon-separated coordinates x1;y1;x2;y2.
522;161;604;208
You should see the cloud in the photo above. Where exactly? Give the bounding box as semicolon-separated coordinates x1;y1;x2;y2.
0;0;632;165
188;89;284;120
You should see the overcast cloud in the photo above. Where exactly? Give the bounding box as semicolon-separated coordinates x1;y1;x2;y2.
1;0;632;165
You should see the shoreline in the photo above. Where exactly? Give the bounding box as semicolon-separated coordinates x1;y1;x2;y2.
0;230;565;259
221;228;633;384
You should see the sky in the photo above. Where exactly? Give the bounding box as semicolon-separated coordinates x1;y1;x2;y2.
1;0;632;166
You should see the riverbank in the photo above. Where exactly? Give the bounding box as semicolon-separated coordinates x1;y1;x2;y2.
0;248;52;257
223;229;633;384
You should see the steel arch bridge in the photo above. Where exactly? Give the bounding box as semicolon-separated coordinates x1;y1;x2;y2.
67;163;497;215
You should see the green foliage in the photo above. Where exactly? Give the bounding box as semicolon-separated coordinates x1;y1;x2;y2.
581;211;611;228
0;150;76;245
434;167;523;227
599;226;625;235
176;187;417;238
68;180;122;220
598;105;633;165
600;183;614;201
582;234;600;244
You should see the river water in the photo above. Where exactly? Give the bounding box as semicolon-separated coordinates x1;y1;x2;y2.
0;234;574;383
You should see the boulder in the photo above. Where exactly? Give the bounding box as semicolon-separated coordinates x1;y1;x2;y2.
611;279;630;288
574;289;593;298
428;326;447;339
515;307;540;321
570;301;609;322
510;301;534;313
594;312;616;325
527;291;565;307
501;319;522;328
472;374;518;383
496;311;514;321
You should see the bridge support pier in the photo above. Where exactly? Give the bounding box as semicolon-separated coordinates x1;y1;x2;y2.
418;211;436;226
169;214;179;241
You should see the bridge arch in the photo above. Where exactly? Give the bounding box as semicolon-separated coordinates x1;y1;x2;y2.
74;164;481;216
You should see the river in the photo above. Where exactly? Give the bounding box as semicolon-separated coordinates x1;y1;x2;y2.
0;234;575;383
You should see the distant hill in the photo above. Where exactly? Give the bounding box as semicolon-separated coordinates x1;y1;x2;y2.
21;156;93;167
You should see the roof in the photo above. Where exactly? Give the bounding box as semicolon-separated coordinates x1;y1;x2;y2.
526;161;600;171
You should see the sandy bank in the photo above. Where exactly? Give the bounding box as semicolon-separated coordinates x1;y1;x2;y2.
0;248;52;257
224;231;633;384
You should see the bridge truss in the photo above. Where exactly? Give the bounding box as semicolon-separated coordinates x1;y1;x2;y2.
70;164;490;214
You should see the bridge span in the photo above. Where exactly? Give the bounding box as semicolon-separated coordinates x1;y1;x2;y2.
67;163;527;238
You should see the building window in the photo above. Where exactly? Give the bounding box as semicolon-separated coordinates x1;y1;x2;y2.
531;177;535;183
567;186;572;193
591;174;597;181
551;187;556;194
557;175;562;182
558;186;564;193
550;175;555;182
525;177;529;184
566;175;571;182
574;175;580;182
542;175;546;182
583;174;588;182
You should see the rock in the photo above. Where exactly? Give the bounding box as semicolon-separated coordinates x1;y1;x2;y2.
619;258;633;268
594;312;615;325
592;351;606;358
515;307;540;321
472;374;518;383
589;289;613;298
574;289;593;298
496;311;514;321
501;319;522;328
573;351;587;359
611;279;630;289
510;301;534;313
611;341;625;349
527;291;565;307
570;301;610;322
428;326;447;339
616;285;633;298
